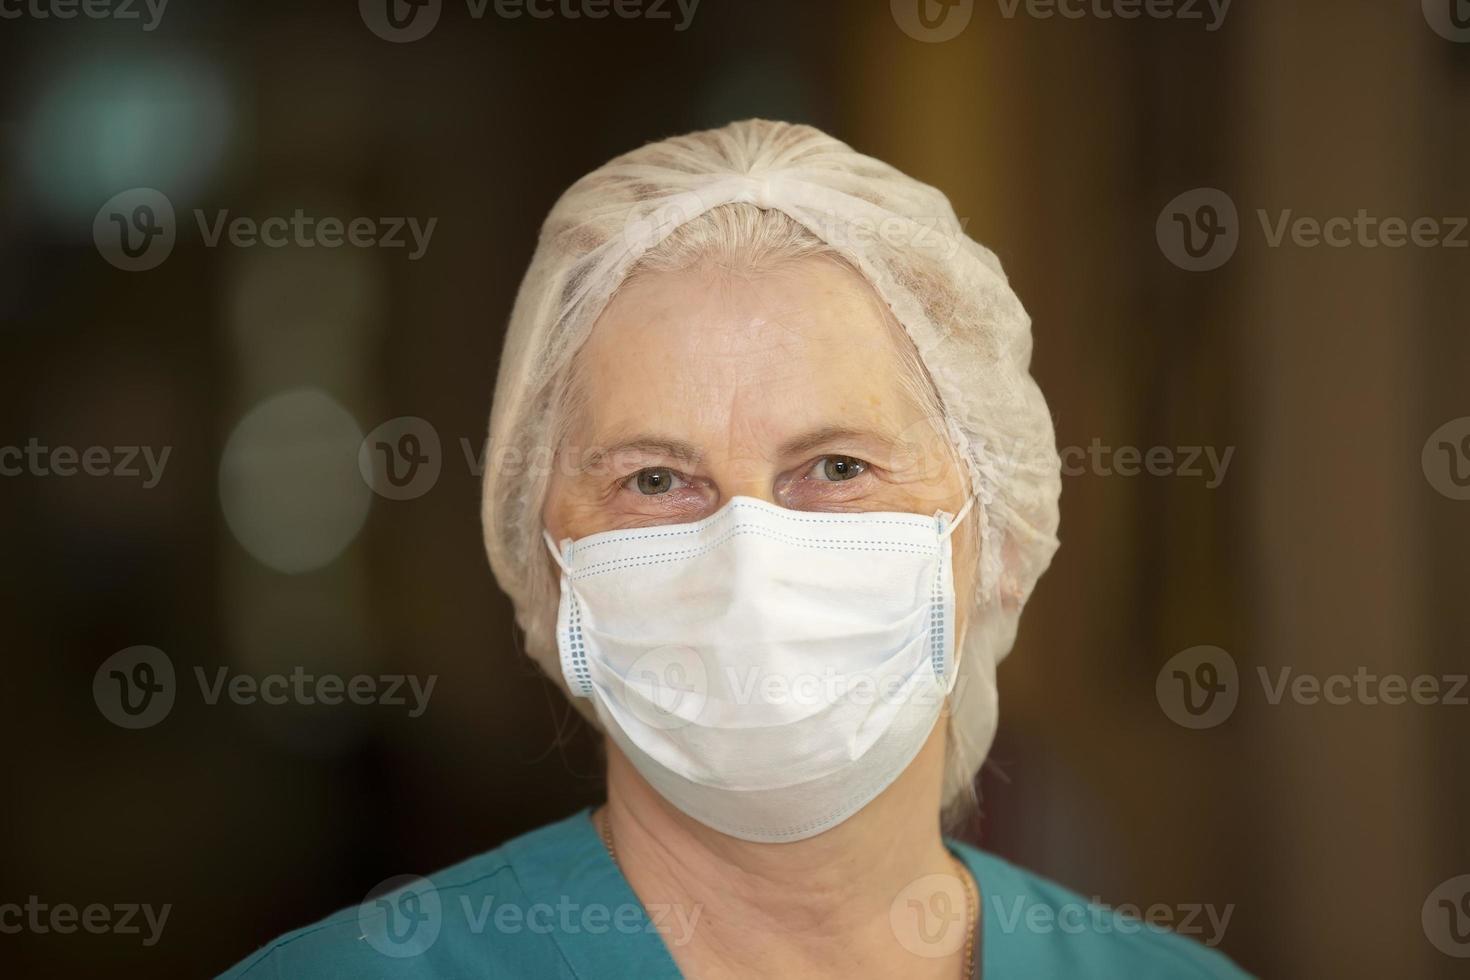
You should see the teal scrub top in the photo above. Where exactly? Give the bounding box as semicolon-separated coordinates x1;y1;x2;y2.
219;807;1251;979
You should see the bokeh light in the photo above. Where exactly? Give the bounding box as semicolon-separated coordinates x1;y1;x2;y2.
218;387;370;574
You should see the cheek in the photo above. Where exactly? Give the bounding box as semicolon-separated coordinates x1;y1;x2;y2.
540;483;565;541
541;470;588;541
545;495;608;542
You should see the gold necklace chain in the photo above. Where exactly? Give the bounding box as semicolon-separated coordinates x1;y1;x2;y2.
951;850;978;978
597;805;618;865
594;807;977;977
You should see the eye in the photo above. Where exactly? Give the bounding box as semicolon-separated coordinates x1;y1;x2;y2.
625;467;686;496
810;455;868;482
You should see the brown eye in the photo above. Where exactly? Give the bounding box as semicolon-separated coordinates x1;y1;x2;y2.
630;467;683;495
815;456;867;482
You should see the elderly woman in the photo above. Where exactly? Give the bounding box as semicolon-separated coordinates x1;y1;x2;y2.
222;121;1247;979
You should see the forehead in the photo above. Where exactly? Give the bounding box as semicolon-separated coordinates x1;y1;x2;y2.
571;257;923;440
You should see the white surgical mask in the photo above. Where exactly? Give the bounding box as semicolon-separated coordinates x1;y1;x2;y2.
542;493;974;843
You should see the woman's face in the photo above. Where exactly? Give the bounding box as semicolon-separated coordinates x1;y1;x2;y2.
543;254;975;633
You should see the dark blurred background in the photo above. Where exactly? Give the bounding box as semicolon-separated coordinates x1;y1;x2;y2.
2;0;1468;976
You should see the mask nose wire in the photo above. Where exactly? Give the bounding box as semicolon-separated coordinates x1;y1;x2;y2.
542;528;571;575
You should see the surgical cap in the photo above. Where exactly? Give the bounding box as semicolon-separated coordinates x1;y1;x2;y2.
481;119;1062;809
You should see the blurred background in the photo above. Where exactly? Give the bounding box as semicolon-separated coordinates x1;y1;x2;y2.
2;0;1468;976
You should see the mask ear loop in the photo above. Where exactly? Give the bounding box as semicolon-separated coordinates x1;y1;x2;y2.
542;529;571;576
938;491;977;540
929;491;975;699
931;415;982;700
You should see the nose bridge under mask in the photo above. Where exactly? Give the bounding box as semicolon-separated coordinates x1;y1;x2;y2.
544;490;974;560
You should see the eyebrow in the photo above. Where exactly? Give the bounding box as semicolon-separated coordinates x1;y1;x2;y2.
579;425;900;471
776;425;901;459
581;437;705;470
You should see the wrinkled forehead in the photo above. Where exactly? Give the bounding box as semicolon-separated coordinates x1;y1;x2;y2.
563;256;935;447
